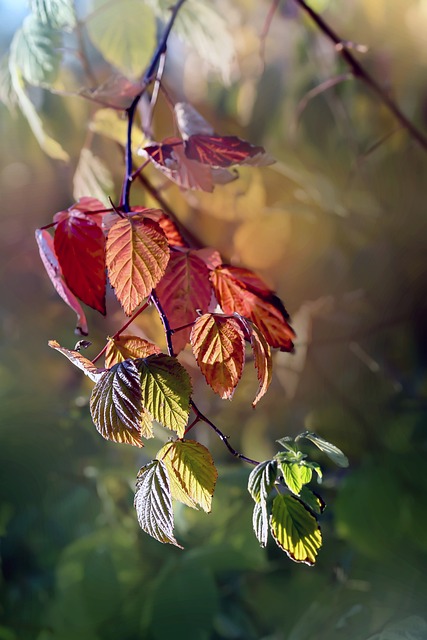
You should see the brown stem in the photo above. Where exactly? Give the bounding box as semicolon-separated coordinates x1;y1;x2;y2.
293;0;427;152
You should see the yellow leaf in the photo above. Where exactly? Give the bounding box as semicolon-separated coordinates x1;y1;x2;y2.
105;334;160;368
270;495;322;565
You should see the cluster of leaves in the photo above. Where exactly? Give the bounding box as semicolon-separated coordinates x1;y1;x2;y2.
5;0;348;561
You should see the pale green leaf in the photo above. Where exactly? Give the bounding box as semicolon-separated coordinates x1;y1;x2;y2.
8;65;69;160
248;460;277;503
30;0;76;30
297;431;349;468
134;459;182;547
157;440;218;513
90;359;153;446
10;14;60;87
280;461;312;495
252;501;269;548
0;54;17;111
147;0;235;83
86;0;156;80
136;355;192;437
270;494;322;565
73;148;114;206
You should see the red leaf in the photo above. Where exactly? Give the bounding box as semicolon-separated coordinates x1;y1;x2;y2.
184;134;265;168
54;213;106;314
190;314;245;399
79;73;142;109
130;207;187;247
54;197;110;228
211;265;295;352
155;249;213;353
35;229;89;335
143;137;214;192
106;215;169;315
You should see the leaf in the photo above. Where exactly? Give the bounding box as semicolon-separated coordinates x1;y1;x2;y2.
298;486;325;515
240;318;272;407
136;354;192;436
30;0;76;30
90;359;151;446
297;431;349;468
211;265;295;352
155;249;213;353
86;0;156;80
143;138;214;192
79;72;142;109
190;314;245;400
8;65;68;160
35;229;88;335
48;339;105;382
253;501;269;548
54;211;106;314
157;440;218;512
134;459;182;547
248;460;277;503
10;15;60;87
0;54;17;112
270;494;322;565
73;148;114;207
106;215;169;316
185;135;266;168
130;206;187;248
175;102;214;139
279;461;312;495
89;108;132;146
105;334;160;368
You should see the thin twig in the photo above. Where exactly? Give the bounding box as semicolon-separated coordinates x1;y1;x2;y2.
293;0;427;152
260;0;281;67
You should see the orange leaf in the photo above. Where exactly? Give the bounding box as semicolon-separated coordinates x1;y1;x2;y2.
156;249;213;353
106;215;169;315
130;206;186;247
105;334;161;368
239;318;272;407
211;265;295;352
190;314;245;399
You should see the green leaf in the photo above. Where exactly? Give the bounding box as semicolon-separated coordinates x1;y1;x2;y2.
134;459;182;547
0;54;17;111
86;0;156;80
10;14;60;87
8;65;69;160
157;440;218;512
248;460;277;503
270;494;322;565
90;359;152;447
136;355;192;437
30;0;77;30
297;431;349;468
73;148;114;206
280;461;312;495
252;501;269;548
276;436;298;454
298;486;325;515
305;460;323;481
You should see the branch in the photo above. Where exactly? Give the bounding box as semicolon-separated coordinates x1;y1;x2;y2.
293;0;427;152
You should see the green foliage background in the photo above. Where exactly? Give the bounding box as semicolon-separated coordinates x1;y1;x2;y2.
1;0;427;638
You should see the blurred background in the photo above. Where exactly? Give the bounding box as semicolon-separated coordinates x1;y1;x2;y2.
1;0;427;638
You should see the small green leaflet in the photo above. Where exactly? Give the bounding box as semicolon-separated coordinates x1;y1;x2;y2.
297;431;349;468
10;14;60;87
30;0;77;30
134;460;182;548
270;495;322;565
136;355;192;437
248;460;277;503
298;486;325;515
279;461;312;495
157;440;217;512
90;360;151;447
86;0;156;80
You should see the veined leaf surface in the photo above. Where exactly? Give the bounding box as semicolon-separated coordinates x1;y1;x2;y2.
134;460;182;547
10;14;60;87
156;249;212;353
190;314;245;400
248;460;277;504
30;0;76;30
48;339;104;382
253;501;269;548
270;495;322;565
106;215;169;316
211;265;295;352
136;355;192;436
54;212;106;314
279;461;313;495
157;440;217;512
105;334;160;368
90;360;151;446
297;431;349;468
240;318;272;407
